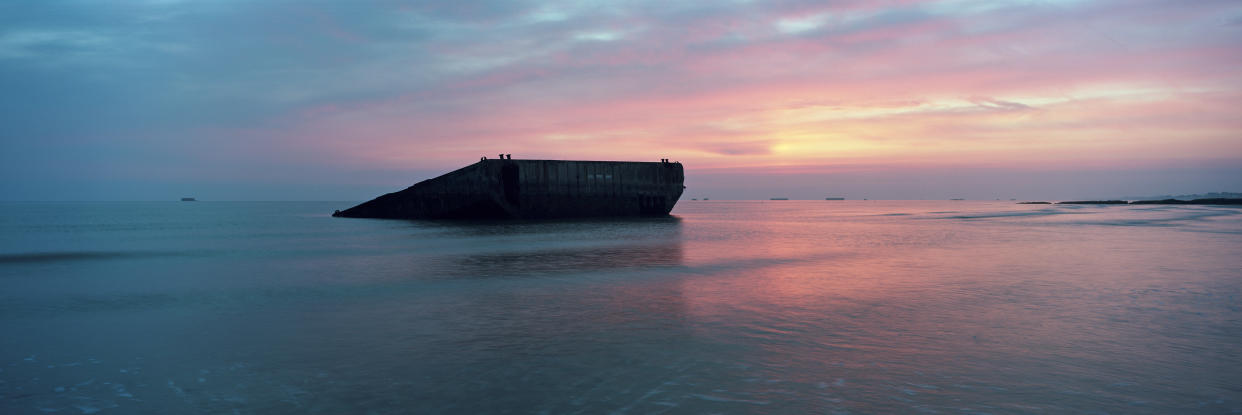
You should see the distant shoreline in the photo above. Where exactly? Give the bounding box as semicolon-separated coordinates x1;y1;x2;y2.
1019;198;1242;205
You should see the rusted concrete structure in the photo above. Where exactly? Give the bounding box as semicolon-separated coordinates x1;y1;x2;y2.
333;159;685;219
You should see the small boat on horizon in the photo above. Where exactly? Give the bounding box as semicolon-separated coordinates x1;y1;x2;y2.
181;197;197;202
770;197;789;200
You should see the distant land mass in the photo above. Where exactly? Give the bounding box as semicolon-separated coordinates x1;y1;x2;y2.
1017;191;1242;205
1120;191;1242;200
1020;198;1242;205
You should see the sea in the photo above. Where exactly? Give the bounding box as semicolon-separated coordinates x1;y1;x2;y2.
1;200;1240;414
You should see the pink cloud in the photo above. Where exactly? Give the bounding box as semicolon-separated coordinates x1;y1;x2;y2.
237;0;1242;177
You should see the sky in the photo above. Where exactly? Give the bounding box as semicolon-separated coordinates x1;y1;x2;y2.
1;0;1240;201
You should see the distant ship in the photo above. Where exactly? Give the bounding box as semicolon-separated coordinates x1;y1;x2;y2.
770;197;789;200
825;197;844;200
180;197;197;202
334;158;685;219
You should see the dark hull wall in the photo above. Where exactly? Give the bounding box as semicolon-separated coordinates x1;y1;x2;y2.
333;160;685;219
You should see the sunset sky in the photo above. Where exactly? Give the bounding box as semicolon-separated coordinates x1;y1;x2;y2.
2;0;1240;200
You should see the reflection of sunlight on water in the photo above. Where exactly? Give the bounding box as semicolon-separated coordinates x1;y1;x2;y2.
667;201;1242;412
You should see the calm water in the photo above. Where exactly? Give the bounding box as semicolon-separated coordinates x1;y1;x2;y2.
1;201;1240;414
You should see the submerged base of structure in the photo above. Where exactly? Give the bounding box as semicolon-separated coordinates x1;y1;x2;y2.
333;159;685;220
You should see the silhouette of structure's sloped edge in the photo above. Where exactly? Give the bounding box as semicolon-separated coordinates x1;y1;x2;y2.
333;159;685;219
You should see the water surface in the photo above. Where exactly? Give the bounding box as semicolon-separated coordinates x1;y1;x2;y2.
1;201;1240;413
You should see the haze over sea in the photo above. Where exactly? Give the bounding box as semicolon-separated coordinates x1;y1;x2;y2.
1;200;1240;414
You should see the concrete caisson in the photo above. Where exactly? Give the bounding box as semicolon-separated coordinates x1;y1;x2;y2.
332;159;685;219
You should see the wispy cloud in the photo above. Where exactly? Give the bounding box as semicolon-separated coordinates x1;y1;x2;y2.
1;0;1239;199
